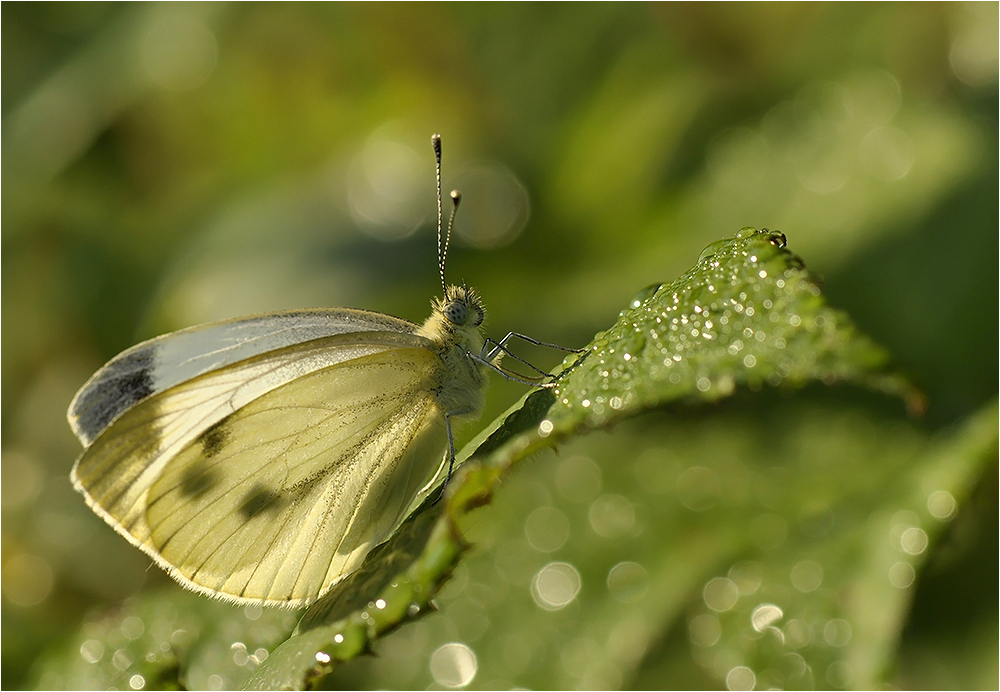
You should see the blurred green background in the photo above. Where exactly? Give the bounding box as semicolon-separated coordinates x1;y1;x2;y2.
2;3;997;690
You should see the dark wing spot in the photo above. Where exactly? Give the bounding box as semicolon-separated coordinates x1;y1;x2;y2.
180;463;218;499
113;355;156;403
76;348;157;439
200;421;229;458
240;485;282;520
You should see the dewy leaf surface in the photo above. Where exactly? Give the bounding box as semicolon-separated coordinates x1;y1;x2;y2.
544;226;918;434
245;227;916;690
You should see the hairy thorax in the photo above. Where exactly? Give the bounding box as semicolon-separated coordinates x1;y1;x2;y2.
416;297;490;419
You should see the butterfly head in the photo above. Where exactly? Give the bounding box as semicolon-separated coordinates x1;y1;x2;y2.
440;283;485;328
419;283;486;351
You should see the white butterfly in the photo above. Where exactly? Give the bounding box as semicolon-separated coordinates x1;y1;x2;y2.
68;134;571;607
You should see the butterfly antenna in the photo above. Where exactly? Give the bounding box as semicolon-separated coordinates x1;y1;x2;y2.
446;189;461;267
432;133;447;296
433;134;463;295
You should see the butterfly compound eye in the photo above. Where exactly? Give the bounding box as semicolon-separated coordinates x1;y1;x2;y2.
443;301;469;325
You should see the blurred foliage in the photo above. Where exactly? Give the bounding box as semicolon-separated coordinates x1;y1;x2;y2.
2;3;997;691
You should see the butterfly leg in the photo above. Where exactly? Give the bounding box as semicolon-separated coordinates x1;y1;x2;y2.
444;411;457;489
485;332;586;361
435;405;475;503
481;338;552;379
469;352;558;388
481;332;587;383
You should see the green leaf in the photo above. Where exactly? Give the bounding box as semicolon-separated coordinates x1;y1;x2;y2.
546;227;918;435
659;400;998;690
244;227;915;690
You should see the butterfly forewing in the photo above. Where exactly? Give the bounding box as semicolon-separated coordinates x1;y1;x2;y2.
72;331;451;605
68;309;420;447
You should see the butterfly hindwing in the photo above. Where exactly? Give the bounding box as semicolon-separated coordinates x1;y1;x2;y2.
72;333;449;605
145;347;446;604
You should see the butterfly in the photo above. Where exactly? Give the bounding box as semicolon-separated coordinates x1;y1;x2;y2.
68;134;575;608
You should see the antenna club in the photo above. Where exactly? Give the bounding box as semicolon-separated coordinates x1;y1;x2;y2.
450;190;462;206
432;133;442;155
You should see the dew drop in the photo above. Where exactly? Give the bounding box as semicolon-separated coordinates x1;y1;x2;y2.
790;560;823;593
927;490;956;520
689;614;721;647
726;665;756;691
531;562;582;610
889;562;915;588
751;603;783;632
703;577;739;612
